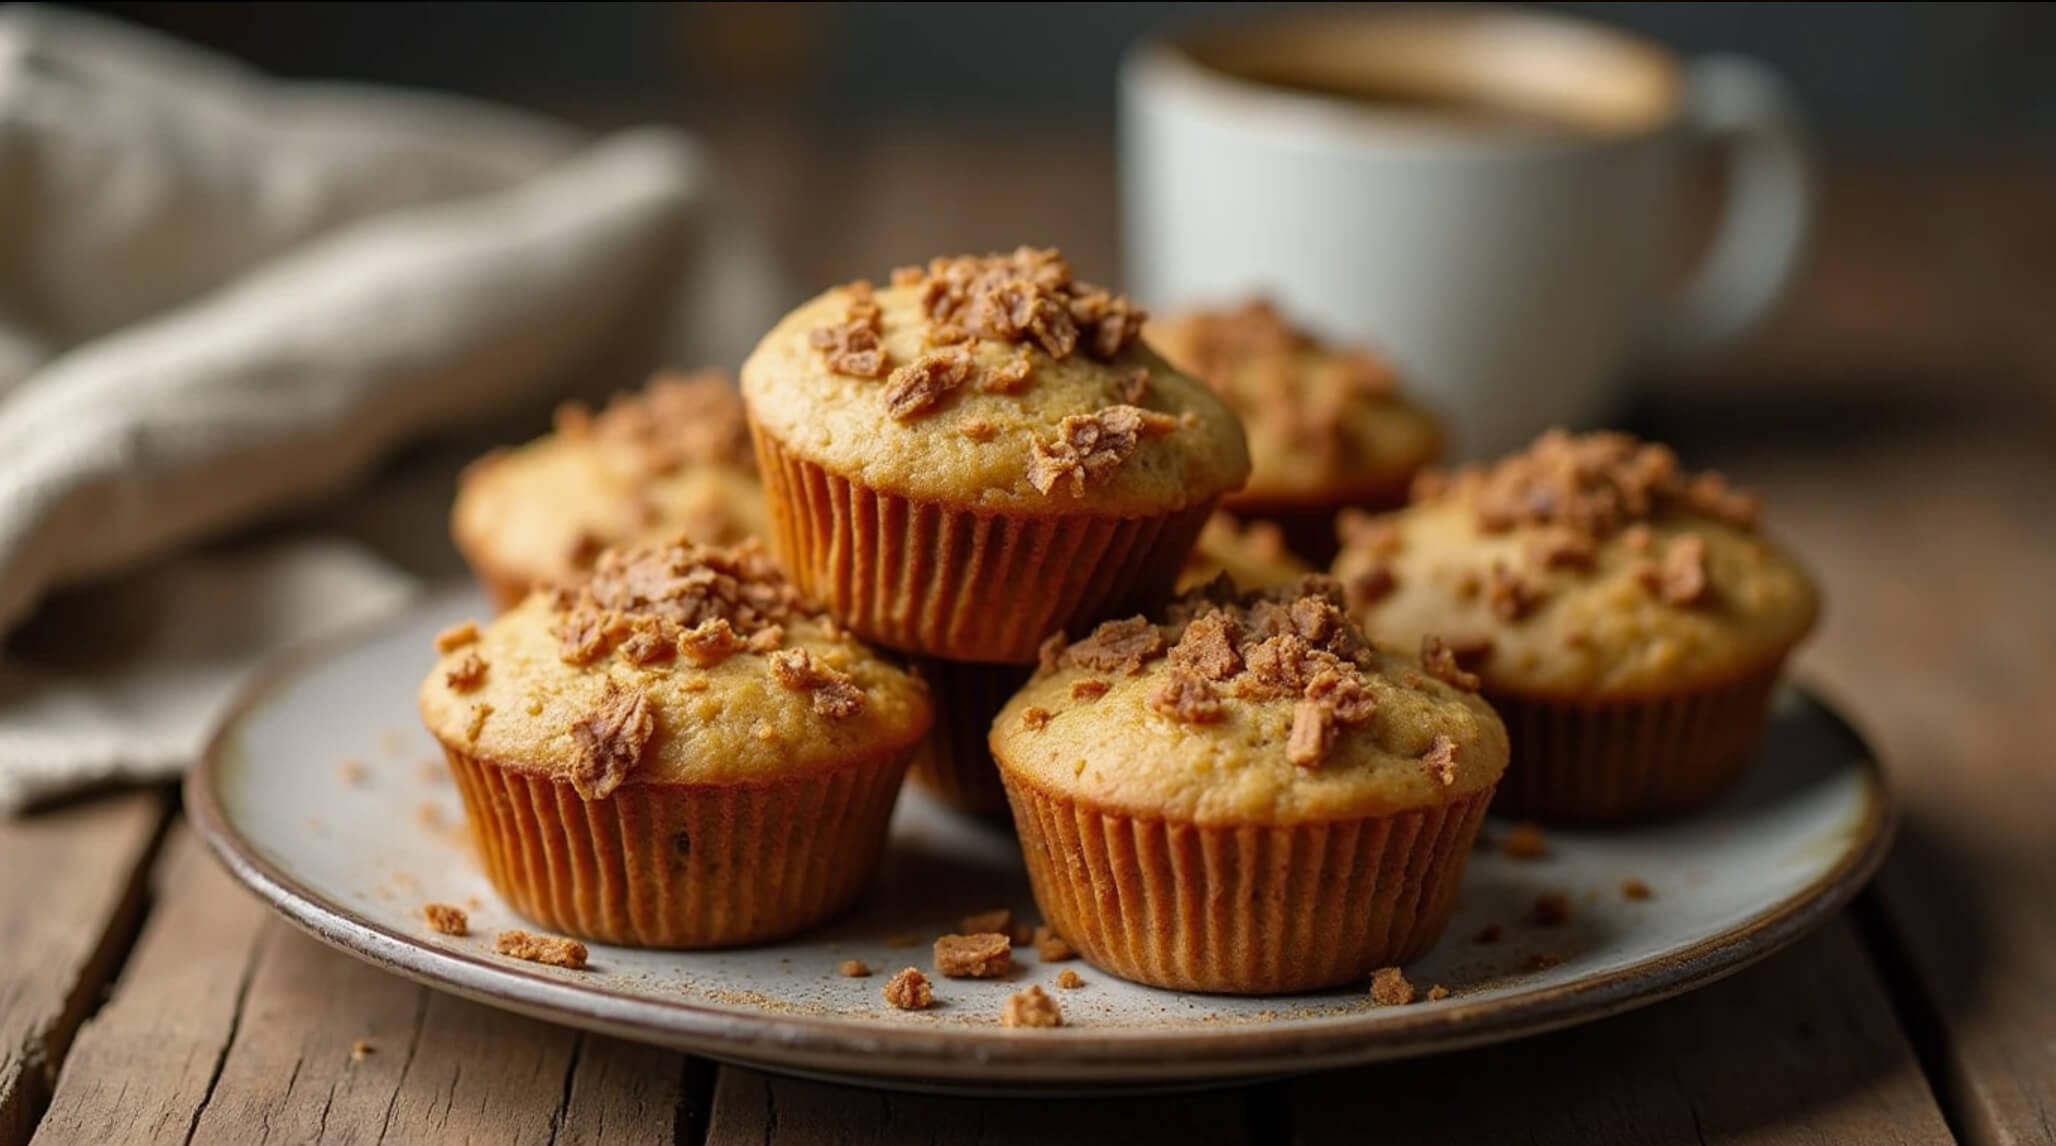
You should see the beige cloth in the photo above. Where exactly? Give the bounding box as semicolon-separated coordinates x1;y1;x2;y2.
0;6;783;810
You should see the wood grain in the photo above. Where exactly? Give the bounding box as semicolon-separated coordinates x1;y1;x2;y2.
0;790;167;1146
1293;919;1951;1145
707;1067;1257;1146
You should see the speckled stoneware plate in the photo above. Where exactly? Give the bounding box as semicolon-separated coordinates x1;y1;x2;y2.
189;586;1893;1093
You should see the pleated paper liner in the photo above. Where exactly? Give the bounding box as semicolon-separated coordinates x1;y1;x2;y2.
906;658;1032;818
442;745;913;949
1002;777;1495;994
1488;662;1786;824
1223;474;1415;567
753;425;1214;663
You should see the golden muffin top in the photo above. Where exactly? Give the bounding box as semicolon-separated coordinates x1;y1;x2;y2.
990;575;1508;826
1147;299;1440;506
1333;429;1819;697
1177;513;1312;594
741;248;1250;515
452;371;767;599
420;539;932;794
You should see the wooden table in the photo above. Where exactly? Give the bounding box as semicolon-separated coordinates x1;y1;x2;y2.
5;124;2053;1146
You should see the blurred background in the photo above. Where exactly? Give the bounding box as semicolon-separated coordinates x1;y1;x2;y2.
79;1;2056;405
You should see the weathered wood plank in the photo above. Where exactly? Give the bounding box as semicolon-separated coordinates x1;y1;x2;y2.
706;1068;1256;1146
556;1034;692;1146
1751;431;2056;1146
0;789;168;1146
1293;919;1951;1145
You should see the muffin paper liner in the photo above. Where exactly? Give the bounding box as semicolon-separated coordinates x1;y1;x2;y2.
753;426;1214;663
906;658;1032;818
1001;777;1494;994
1488;662;1787;824
442;745;912;948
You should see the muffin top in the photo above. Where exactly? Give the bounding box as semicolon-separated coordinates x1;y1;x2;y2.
742;248;1250;515
1333;430;1819;698
420;539;932;794
1177;513;1312;594
990;576;1507;825
1147;299;1440;505
452;371;767;596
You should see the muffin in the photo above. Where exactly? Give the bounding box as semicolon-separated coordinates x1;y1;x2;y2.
420;538;932;947
741;248;1250;663
992;575;1507;994
1149;299;1440;564
453;370;768;609
1333;430;1818;823
1177;512;1312;594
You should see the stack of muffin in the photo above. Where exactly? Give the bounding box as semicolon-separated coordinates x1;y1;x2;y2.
419;246;1817;999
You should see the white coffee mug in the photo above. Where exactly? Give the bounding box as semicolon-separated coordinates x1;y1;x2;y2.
1121;6;1812;456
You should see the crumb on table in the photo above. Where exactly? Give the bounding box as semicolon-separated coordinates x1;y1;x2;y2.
1427;985;1451;1001
1001;985;1063;1028
934;932;1014;979
350;1039;374;1061
338;759;368;786
1033;925;1076;962
423;903;469;936
495;929;589;970
1370;966;1416;1006
839;959;871;978
883;967;933;1010
1531;891;1572;927
1499;821;1549;860
1622;877;1653;900
1055;969;1085;990
1474;922;1504;944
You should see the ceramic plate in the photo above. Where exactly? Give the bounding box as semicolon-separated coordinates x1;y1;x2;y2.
189;587;1893;1092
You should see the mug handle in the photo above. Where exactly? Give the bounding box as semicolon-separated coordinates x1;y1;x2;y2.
1649;56;1815;364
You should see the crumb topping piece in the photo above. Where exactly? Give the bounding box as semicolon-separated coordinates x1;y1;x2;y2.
1475;922;1505;944
883;347;977;421
1531;892;1572;926
1650;534;1713;606
350;1039;374;1061
1067;617;1167;675
568;680;654;800
553;538;808;667
554;370;754;475
1033;925;1077;962
839;959;871;978
1414;429;1761;540
1001;985;1064;1028
423;903;469;936
1422;734;1460;787
1026;405;1179;496
934;933;1015;979
1427;985;1451;1001
435;621;479;653
810;287;888;379
495;929;589;969
1369;966;1416;1006
1020;706;1052;731
883;967;934;1010
1056;968;1085;989
1069;678;1110;702
1622;878;1654;901
909;247;1146;362
767;648;867;719
445;651;487;692
1499;821;1549;860
1419;634;1482;693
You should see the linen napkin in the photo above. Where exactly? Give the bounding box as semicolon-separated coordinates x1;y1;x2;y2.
0;6;784;810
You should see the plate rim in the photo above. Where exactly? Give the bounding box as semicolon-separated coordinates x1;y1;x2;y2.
186;587;1897;1085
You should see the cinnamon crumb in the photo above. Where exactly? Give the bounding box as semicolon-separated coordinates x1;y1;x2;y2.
1499;822;1549;860
1026;405;1178;496
883;967;933;1010
1369;966;1416;1006
960;909;1013;936
934;933;1014;979
1069;678;1110;702
445;651;487;692
423;903;469;936
745;624;786;654
1525;530;1597;571
1531;892;1572;927
1427;985;1451;1001
339;759;368;786
1066;616;1166;674
1033;925;1077;962
960;417;998;443
1021;706;1052;731
1654;534;1712;606
1114;367;1151;405
1056;969;1085;989
567;680;653;800
434;622;479;653
768;648;867;719
981;352;1035;393
1422;734;1459;786
1485;563;1544;621
810;313;887;379
1149;668;1223;724
678;618;741;667
1286;698;1338;767
1420;634;1481;692
494;929;589;970
1426;429;1760;539
1001;985;1063;1028
1475;922;1504;944
913;247;1145;362
350;1039;374;1062
1621;878;1653;901
884;348;977;420
615;615;680;666
1166;611;1242;681
839;959;871;978
1623;524;1654;553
